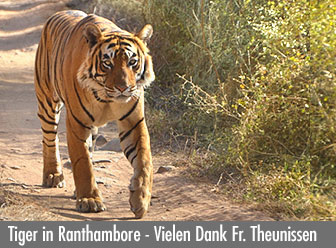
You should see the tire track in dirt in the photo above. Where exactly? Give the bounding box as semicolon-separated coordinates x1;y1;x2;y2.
0;0;274;221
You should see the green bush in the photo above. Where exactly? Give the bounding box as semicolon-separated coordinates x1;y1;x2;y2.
142;0;336;219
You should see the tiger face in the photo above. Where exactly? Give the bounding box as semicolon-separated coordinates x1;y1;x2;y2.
77;23;155;103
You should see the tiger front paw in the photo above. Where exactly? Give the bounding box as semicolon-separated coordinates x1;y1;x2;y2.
76;197;106;213
129;177;152;219
43;172;65;188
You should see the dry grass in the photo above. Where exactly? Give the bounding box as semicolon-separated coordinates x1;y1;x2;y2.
0;186;60;221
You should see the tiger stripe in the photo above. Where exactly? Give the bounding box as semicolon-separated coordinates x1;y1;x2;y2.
119;98;139;121
124;139;139;160
119;117;144;142
74;83;95;122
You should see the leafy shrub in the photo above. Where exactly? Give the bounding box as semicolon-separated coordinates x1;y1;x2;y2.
142;0;336;219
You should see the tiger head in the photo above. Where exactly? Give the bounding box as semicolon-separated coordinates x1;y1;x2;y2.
77;23;155;103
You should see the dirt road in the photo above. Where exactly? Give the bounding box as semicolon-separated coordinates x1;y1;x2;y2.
0;0;274;221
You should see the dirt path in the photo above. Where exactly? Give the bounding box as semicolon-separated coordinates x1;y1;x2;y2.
0;0;274;221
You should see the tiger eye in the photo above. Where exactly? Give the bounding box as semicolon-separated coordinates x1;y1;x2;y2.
102;60;112;69
128;59;137;67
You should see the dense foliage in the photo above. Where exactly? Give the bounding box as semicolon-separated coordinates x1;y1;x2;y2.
143;0;335;220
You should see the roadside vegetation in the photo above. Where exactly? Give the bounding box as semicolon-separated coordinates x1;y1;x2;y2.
72;0;336;220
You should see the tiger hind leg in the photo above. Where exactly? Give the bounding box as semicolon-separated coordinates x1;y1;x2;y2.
37;95;65;188
88;126;98;160
89;127;112;164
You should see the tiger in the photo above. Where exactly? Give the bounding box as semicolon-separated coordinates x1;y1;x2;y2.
34;10;155;219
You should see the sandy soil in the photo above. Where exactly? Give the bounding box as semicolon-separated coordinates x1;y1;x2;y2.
0;0;274;221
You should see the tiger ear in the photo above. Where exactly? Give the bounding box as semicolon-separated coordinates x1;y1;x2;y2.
137;24;153;44
83;23;102;47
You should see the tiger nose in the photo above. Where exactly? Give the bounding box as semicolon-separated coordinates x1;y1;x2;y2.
115;85;128;93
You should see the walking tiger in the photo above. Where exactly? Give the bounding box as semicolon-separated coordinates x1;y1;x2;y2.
34;10;155;218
